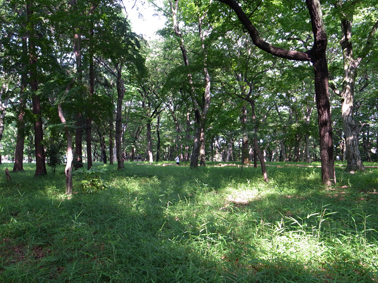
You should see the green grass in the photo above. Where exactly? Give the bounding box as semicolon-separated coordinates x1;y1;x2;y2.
0;162;377;282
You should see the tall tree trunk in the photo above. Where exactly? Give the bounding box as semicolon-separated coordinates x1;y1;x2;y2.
86;27;94;170
14;36;27;172
226;138;234;161
27;0;46;176
98;129;107;164
146;122;153;162
75;115;83;169
86;117;92;169
304;104;313;163
156;115;161;162
190;110;201;167
312;53;335;184
333;5;378;171
294;135;301;162
199;126;206;166
0;84;8;149
185;110;191;161
73;1;83;169
280;140;286;162
250;99;268;182
13;96;26;172
338;18;364;172
28;135;33;163
241;104;250;165
58;104;73;195
115;65;124;169
109;120;114;165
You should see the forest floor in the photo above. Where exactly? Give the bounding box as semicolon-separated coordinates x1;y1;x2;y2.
0;162;377;282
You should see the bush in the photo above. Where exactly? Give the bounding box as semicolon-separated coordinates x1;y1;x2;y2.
74;167;108;193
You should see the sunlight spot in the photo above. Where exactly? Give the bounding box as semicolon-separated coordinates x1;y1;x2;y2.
225;190;259;204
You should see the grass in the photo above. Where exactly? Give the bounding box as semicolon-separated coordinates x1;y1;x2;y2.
0;162;377;282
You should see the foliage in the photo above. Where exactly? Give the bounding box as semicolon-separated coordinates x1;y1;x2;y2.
45;143;64;173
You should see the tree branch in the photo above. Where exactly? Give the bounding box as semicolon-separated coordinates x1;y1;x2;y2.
217;0;312;61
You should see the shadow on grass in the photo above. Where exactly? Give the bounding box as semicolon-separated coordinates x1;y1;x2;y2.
0;162;377;282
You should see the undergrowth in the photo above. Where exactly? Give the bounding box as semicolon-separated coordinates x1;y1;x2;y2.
0;162;377;282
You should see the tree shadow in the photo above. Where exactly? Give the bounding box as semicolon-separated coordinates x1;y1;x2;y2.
0;163;377;282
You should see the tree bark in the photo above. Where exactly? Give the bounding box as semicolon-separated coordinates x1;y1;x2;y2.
13;35;27;172
190;110;201;167
13;95;26;172
27;0;46;177
337;16;377;172
73;2;83;169
0;84;8;148
74;115;83;169
58;104;73;195
146;121;153;162
250;99;268;182
86;27;94;170
156;115;161;162
109;120;114;165
98;129;107;164
241;104;250;165
199;126;206;166
115;64;125;169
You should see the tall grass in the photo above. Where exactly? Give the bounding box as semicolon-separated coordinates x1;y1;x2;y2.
0;162;377;282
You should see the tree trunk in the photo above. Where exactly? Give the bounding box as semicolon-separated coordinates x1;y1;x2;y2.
227;138;234;161
28;135;33;163
98;129;107;164
13;96;26;172
304;135;311;163
13;35;27;172
115;65;125;169
335;7;378;171
109;120;114;165
241;104;250;165
312;52;335;184
0;84;8;149
304;104;313;163
86;41;94;170
199;126;206;166
250;99;268;182
74;115;83;169
254;138;268;182
339;18;364;172
58;104;73;195
27;1;46;177
72;0;83;170
190;110;201;168
156;115;161;162
86;117;92;169
146;122;153;162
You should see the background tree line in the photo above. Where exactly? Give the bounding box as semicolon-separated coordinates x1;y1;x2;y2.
0;0;377;191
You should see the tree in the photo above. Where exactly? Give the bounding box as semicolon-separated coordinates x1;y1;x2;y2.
218;0;336;185
329;1;378;172
96;10;145;169
167;0;213;168
27;0;47;176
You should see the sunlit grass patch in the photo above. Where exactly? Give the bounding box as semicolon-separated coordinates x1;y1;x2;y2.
0;162;377;282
